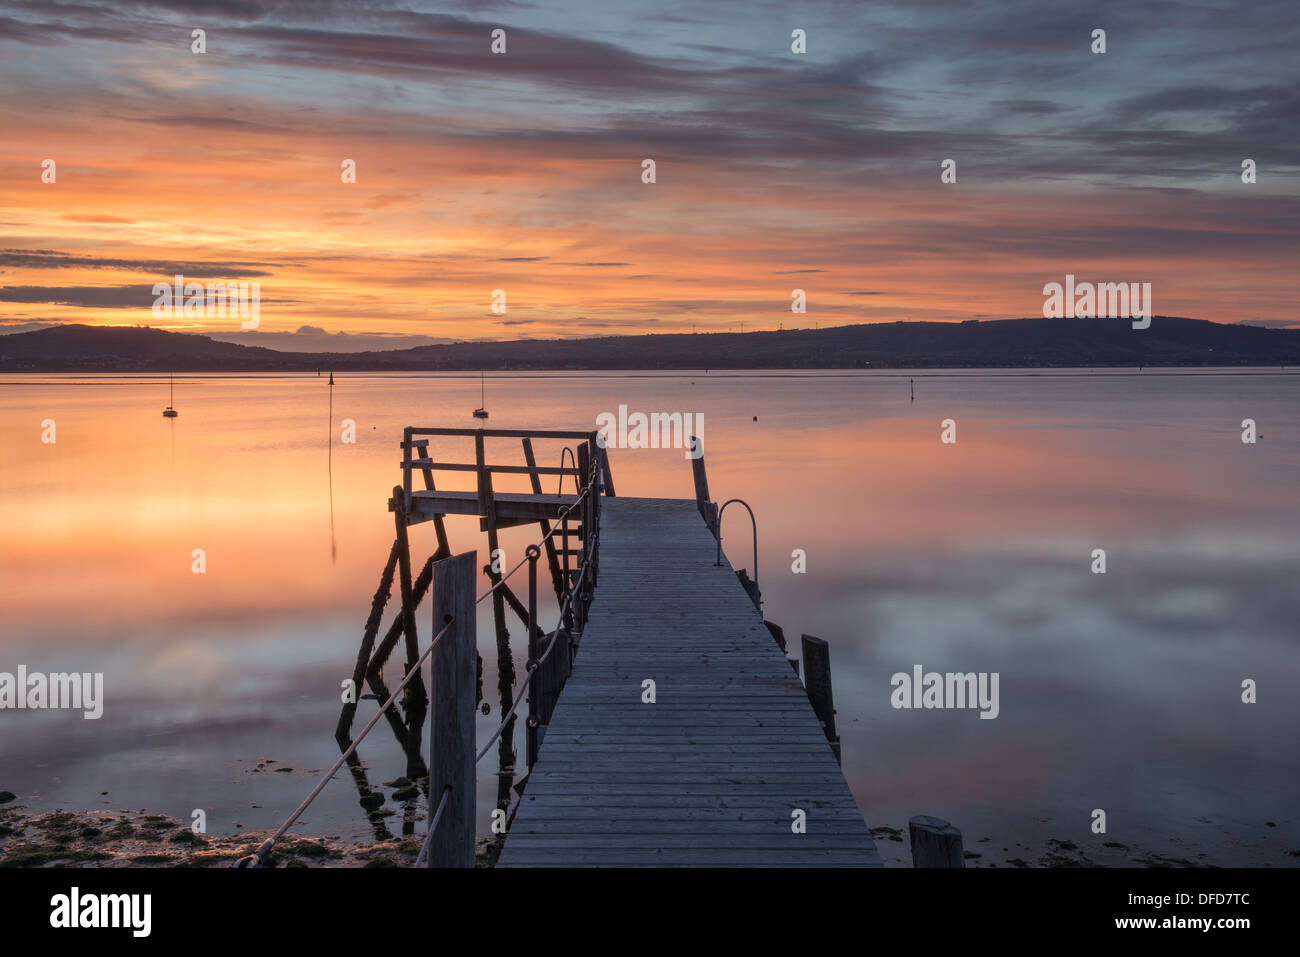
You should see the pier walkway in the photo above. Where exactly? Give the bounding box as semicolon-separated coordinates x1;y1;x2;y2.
311;428;882;869
497;496;881;867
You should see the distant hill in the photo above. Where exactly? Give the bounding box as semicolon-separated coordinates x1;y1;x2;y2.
1;317;1298;371
0;324;288;370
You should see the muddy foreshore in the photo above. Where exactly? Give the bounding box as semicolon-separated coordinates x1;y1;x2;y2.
8;795;1290;868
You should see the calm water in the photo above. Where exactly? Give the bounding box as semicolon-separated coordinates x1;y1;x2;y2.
1;370;1297;866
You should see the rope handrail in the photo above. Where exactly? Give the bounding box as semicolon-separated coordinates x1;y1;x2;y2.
241;616;457;868
473;465;599;764
473;599;571;764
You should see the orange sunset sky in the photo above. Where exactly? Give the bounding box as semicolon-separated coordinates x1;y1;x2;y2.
1;0;1297;349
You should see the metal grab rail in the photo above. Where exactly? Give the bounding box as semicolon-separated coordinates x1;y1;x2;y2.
556;446;577;496
714;498;758;591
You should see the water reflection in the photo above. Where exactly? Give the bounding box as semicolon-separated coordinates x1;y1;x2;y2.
0;371;1296;865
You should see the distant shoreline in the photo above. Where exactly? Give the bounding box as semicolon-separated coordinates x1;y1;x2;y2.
3;367;1299;380
2;317;1298;373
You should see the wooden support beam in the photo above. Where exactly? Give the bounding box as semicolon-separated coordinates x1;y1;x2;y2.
427;550;476;868
408;427;592;440
392;487;427;759
479;469;514;694
521;437;565;603
407;461;581;477
366;555;433;678
490;565;545;642
335;540;398;742
411;443;451;558
476;444;517;816
363;668;421;770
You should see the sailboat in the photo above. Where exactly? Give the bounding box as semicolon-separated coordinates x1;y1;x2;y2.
473;370;489;419
162;372;179;417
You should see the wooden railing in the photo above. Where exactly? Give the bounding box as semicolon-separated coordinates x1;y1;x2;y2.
399;427;606;516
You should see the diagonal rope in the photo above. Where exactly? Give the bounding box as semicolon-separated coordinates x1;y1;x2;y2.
242;617;456;867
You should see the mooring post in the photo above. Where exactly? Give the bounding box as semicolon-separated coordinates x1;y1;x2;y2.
525;545;541;771
690;435;716;535
909;815;964;868
800;634;840;765
599;442;616;496
427;550;476;868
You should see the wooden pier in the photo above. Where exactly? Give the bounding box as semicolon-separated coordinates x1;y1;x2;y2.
497;496;880;866
329;426;880;868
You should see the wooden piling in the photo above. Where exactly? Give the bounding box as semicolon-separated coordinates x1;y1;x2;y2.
475;436;517;817
427;550;477;868
690;435;713;530
800;634;840;765
909;815;964;868
366;555;433;678
393;486;427;763
335;540;398;742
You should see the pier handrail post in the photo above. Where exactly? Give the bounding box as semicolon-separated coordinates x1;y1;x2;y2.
401;427;413;514
561;511;572;630
689;435;715;535
525;545;541;771
428;550;476;867
577;439;591;502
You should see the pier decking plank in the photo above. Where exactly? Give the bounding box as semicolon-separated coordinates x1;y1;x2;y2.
497;497;881;867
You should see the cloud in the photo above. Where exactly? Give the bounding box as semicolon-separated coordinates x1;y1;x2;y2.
0;249;276;277
1233;319;1300;330
0;285;155;308
209;326;457;352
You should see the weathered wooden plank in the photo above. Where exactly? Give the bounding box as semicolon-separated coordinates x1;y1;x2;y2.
497;496;880;868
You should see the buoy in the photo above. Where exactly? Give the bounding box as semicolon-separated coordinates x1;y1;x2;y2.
752;415;758;421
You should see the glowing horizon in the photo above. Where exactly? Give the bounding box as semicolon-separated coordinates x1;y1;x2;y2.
2;1;1297;343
